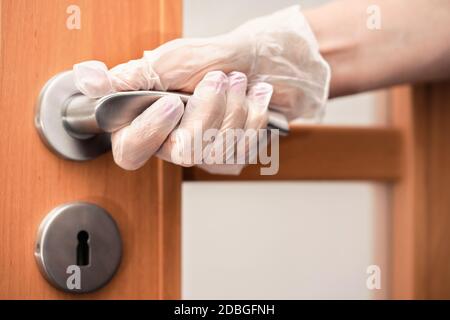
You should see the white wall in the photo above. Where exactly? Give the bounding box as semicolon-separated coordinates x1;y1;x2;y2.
182;0;390;299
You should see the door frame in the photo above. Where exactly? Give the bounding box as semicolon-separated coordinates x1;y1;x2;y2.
185;82;450;299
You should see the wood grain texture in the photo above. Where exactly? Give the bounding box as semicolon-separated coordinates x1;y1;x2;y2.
391;81;450;299
390;85;427;299
184;125;403;181
0;0;181;299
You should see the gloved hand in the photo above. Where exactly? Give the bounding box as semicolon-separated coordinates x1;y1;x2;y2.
109;71;273;172
74;5;330;173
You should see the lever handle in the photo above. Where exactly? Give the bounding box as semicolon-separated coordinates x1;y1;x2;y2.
63;91;191;136
36;71;289;161
64;90;289;136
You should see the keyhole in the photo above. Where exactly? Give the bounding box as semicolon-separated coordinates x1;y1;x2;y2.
76;230;90;266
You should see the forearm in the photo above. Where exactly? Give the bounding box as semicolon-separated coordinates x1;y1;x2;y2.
304;0;450;98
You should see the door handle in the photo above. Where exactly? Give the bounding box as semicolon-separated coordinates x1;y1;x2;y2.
35;71;289;161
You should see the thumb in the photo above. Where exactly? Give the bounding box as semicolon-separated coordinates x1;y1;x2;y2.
73;58;162;98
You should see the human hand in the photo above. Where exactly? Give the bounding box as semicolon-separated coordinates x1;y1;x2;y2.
73;5;329;173
107;71;272;174
75;5;330;121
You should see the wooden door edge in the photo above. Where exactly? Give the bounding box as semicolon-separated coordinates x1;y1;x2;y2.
156;160;182;299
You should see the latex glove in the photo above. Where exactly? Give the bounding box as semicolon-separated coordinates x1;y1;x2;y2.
111;70;272;172
74;5;329;173
75;5;330;122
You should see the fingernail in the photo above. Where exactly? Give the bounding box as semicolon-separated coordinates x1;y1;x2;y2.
228;71;247;94
160;95;185;120
196;71;228;96
248;82;273;111
132;95;184;128
161;95;184;114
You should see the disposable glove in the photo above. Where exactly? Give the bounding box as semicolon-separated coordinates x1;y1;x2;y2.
75;5;330;120
74;5;330;173
111;71;273;172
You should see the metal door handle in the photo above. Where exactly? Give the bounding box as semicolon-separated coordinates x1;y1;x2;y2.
64;91;191;136
36;71;289;161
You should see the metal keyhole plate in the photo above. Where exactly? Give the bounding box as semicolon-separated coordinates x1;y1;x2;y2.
35;202;122;293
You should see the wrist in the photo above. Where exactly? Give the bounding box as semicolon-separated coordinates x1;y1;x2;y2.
304;1;368;98
305;0;450;97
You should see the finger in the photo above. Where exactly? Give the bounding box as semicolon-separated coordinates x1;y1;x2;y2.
199;82;272;174
74;61;113;98
109;58;161;92
157;71;228;166
202;71;248;164
245;82;272;130
111;95;184;170
198;163;246;176
221;72;248;132
73;59;161;98
236;82;272;165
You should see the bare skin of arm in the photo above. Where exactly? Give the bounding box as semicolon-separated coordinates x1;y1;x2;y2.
304;0;450;98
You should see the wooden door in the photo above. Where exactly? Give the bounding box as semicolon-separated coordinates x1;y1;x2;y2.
0;0;181;299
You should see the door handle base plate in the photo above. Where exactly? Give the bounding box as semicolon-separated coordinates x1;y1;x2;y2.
35;71;111;161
